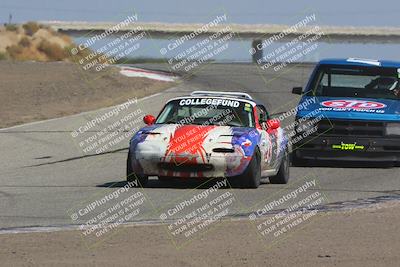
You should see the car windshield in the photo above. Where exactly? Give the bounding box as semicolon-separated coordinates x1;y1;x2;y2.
156;98;255;127
307;65;400;100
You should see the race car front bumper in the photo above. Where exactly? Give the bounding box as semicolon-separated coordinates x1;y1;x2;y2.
293;135;400;162
130;151;251;178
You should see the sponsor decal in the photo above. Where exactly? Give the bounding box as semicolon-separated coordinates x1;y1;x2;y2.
321;100;386;110
165;125;216;164
241;139;252;147
332;142;365;151
179;98;240;107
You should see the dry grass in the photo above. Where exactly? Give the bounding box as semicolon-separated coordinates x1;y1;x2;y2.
19;37;31;47
1;21;104;62
6;45;23;58
38;40;68;61
6;44;48;61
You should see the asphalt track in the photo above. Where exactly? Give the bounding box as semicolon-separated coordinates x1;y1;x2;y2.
0;63;399;231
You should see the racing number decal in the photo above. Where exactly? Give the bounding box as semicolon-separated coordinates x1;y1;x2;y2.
254;105;278;168
267;127;279;167
253;106;268;167
261;131;273;166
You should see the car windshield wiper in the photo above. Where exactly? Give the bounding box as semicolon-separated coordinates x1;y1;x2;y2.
223;123;245;127
189;121;206;125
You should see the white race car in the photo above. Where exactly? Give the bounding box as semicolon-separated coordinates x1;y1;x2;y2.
127;91;290;188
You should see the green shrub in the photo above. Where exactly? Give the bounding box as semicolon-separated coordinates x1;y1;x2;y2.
5;24;18;31
23;22;40;36
0;52;7;60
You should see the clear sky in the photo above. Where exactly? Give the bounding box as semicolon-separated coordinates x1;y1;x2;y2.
0;0;399;26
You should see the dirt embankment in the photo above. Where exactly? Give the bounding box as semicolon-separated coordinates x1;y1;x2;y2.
0;61;174;128
0;22;175;128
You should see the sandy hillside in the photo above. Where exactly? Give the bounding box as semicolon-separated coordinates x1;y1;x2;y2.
0;61;174;128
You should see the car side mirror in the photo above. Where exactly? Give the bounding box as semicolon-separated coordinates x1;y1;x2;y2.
143;115;156;125
292;87;303;95
267;119;280;130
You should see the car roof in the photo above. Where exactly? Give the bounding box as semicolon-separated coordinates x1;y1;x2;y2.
319;58;400;68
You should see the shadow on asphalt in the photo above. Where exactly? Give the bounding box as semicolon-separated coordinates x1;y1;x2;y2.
97;177;271;189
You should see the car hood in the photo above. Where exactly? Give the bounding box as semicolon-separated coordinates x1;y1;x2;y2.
297;96;400;121
131;124;259;158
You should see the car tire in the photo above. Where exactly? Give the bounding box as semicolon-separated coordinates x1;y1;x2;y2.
126;152;148;187
270;148;290;184
238;148;261;189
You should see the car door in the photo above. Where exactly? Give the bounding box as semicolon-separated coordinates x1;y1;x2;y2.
255;105;274;170
257;104;282;169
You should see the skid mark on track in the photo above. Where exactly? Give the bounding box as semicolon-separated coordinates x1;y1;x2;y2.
24;147;128;168
1;194;399;235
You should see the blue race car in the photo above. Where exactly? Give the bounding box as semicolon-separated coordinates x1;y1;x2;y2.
292;58;400;165
127;91;290;188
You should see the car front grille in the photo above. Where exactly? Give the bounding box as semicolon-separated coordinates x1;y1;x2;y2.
316;119;385;137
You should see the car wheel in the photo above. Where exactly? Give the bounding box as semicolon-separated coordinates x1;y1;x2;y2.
238;149;261;189
270;148;290;184
126;152;148;187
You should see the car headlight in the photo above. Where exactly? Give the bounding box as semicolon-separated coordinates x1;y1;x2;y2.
385;123;400;136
